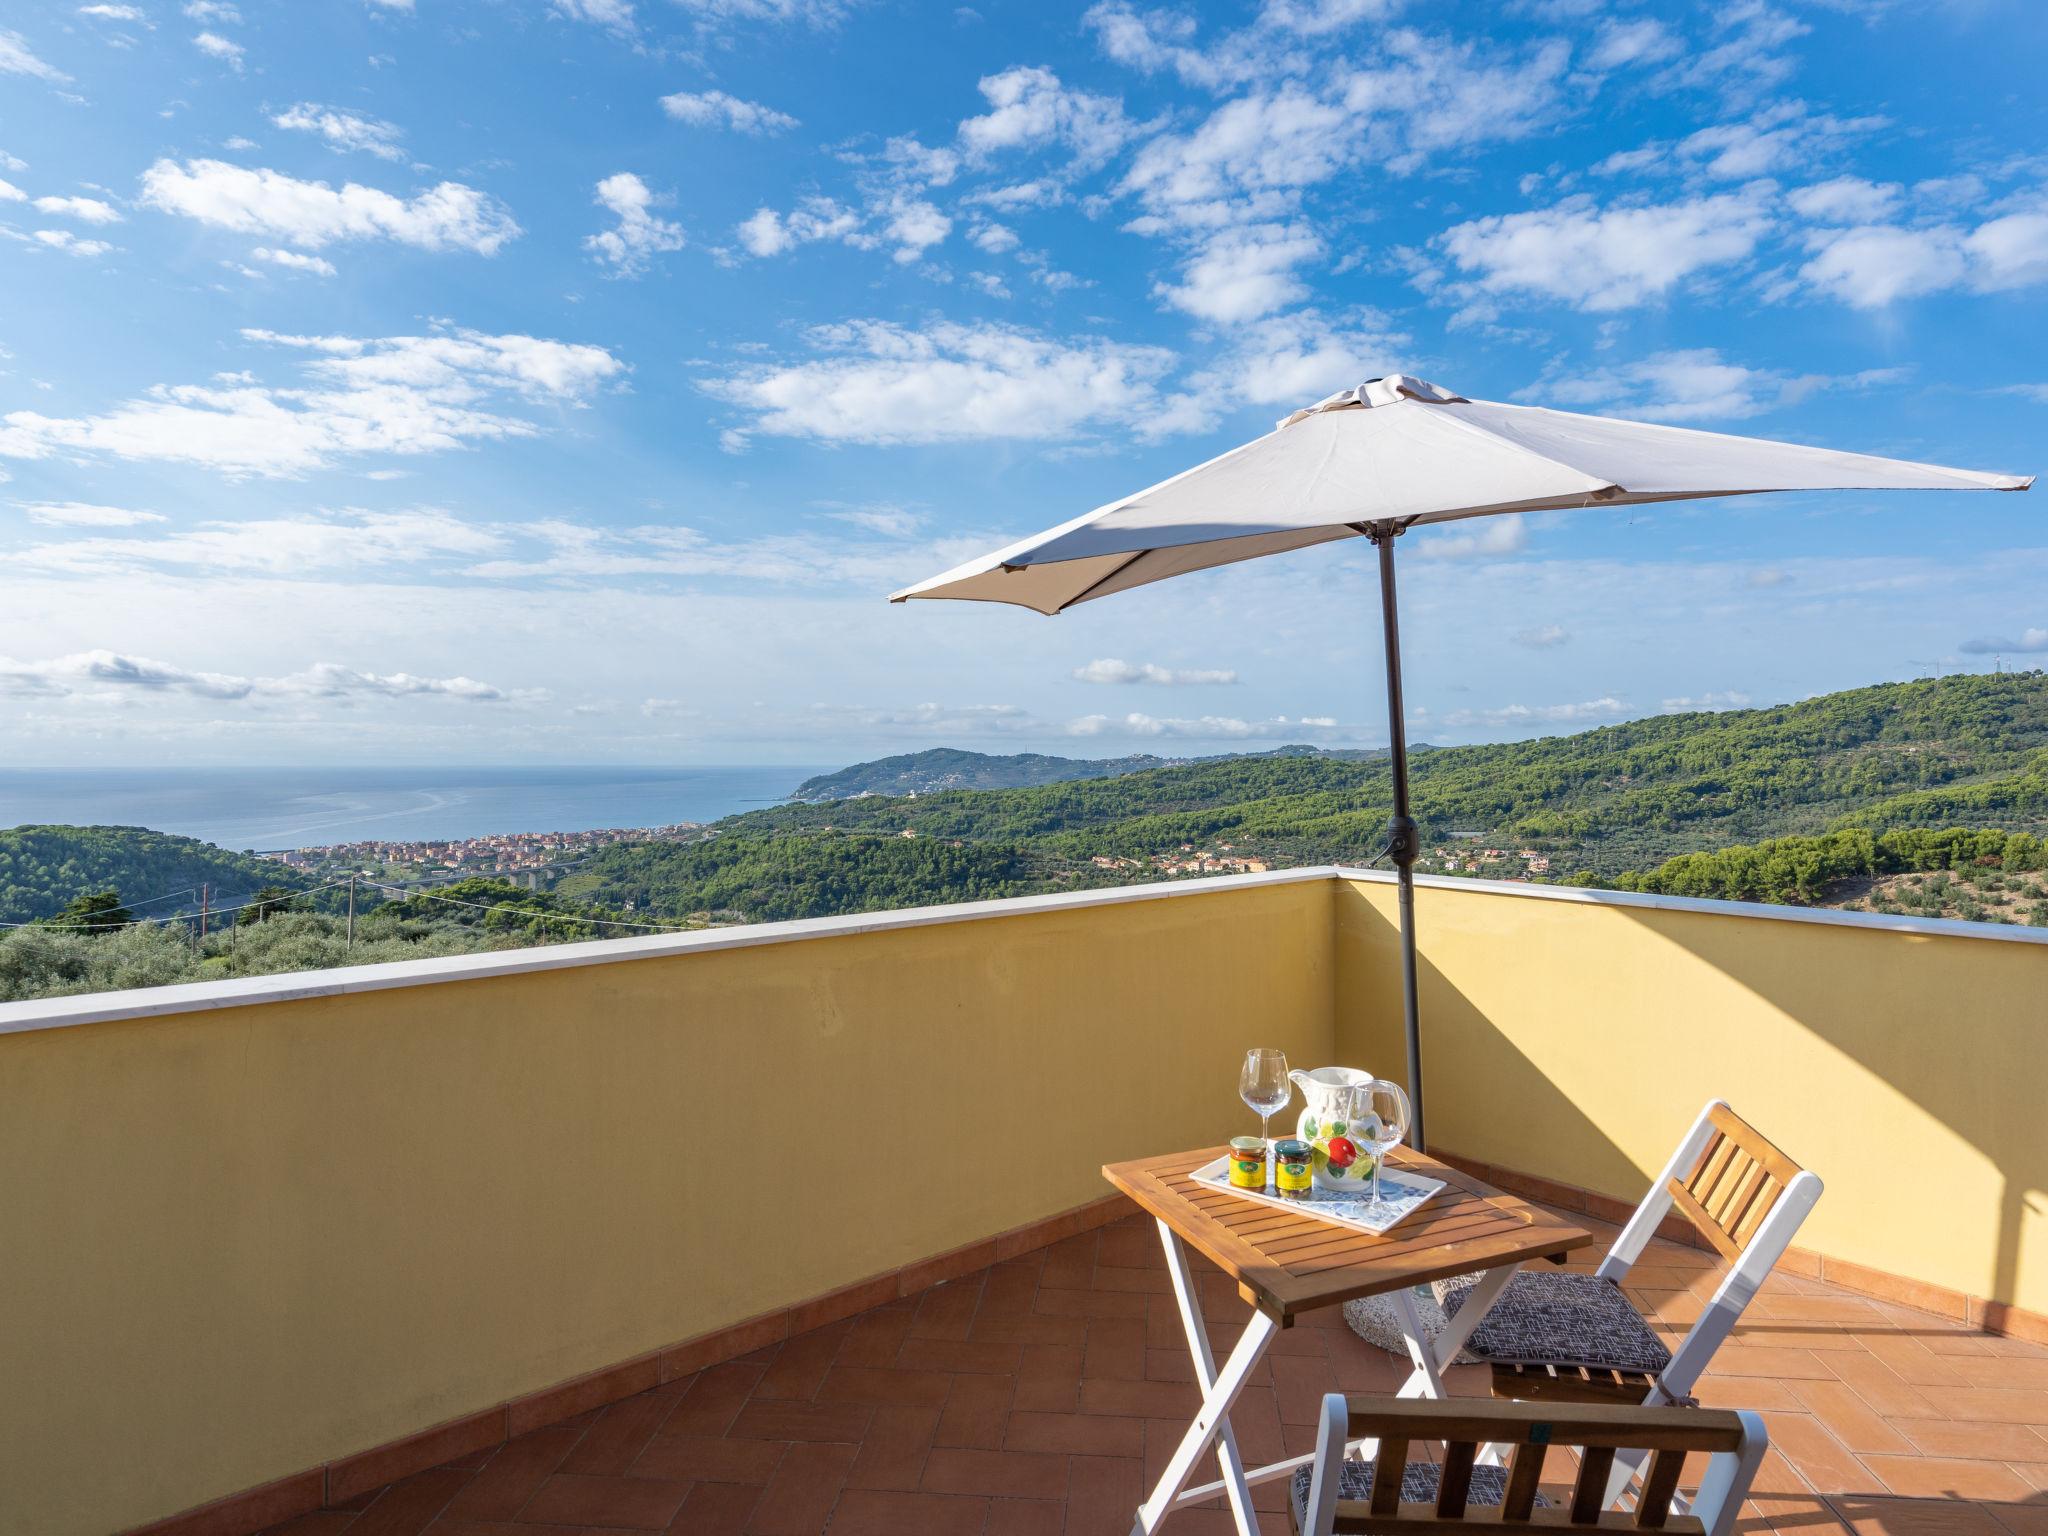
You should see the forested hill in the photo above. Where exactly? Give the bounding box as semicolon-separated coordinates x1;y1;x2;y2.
568;671;2048;921
790;743;1387;801
0;825;312;925
792;748;1184;800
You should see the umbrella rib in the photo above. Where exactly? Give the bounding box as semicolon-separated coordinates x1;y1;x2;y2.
1052;549;1152;613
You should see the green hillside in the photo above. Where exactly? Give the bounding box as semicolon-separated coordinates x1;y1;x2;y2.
569;671;2048;921
0;825;314;926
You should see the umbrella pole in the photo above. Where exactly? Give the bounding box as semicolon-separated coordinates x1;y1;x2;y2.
1367;524;1426;1152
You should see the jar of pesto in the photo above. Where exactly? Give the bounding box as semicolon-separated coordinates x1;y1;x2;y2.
1274;1139;1314;1197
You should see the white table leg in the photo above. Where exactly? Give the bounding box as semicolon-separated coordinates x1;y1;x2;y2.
1389;1263;1523;1465
1131;1219;1276;1536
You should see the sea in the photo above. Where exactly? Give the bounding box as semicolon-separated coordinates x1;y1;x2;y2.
0;766;831;851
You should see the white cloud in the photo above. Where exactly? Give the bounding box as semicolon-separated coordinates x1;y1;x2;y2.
1513;624;1570;649
0;29;69;82
11;507;506;577
272;103;405;161
31;230;114;258
1433;187;1774;312
1787;176;1902;224
0;177;22;201
883;197;950;263
192;30;243;68
958;66;1132;167
1182;308;1405;414
250;245;337;276
1960;628;2048;655
0;328;623;478
0;649;517;704
32;194;122;224
1661;691;1752;713
659;89;797;134
1074;658;1238;685
552;0;635;30
1067;711;1345;740
1587;17;1680;69
1426;696;1630;730
184;1;239;19
699;319;1179;448
1798;225;1968;308
1154;221;1321;322
1415;520;1528;560
1667;104;1884;182
735;196;861;257
969;222;1018;254
818;503;921;537
1522;348;1907;423
584;172;686;276
15;502;166;527
139;159;521;254
79;4;151;21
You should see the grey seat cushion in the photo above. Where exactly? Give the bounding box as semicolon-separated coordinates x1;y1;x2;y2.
1289;1458;1534;1528
1435;1270;1672;1376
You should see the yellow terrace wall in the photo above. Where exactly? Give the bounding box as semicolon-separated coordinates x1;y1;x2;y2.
1336;873;2048;1327
0;876;1335;1536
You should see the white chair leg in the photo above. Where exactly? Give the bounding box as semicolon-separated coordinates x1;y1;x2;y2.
1301;1394;1349;1536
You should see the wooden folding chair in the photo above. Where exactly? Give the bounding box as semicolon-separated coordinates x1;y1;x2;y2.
1476;1100;1821;1509
1295;1395;1767;1535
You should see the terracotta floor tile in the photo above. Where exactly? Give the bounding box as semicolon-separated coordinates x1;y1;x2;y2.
517;1472;688;1530
1914;1387;2048;1426
438;1428;580;1522
753;1322;853;1400
843;1404;940;1493
814;1365;954;1408
1012;1342;1083;1414
835;1305;917;1368
258;1516;360;1536
346;1470;470;1536
1786;1381;1917;1455
1985;1506;2048;1535
823;1488;988;1536
1829;1494;2012;1534
1888;1419;2048;1461
665;1480;762;1536
934;1371;1017;1450
1861;1455;2037;1502
1004;1409;1144;1458
981;1497;1064;1536
904;1280;985;1344
920;1446;1071;1499
558;1389;679;1478
629;1432;788;1485
1824;1353;1945;1421
1061;1453;1143;1536
1956;1359;2048;1389
1079;1376;1201;1419
746;1441;858;1536
1082;1316;1148;1381
662;1363;768;1438
893;1336;1021;1376
1761;1413;1881;1496
726;1398;875;1444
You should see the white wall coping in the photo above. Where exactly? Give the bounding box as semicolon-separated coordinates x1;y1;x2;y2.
3;863;2041;1039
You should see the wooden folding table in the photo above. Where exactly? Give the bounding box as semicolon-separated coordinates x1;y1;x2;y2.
1102;1145;1597;1536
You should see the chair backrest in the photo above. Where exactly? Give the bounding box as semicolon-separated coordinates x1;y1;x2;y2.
1667;1103;1806;1261
1302;1395;1767;1536
1596;1100;1824;1403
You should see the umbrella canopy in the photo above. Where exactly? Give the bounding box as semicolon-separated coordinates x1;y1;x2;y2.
891;375;2031;614
889;373;2029;1151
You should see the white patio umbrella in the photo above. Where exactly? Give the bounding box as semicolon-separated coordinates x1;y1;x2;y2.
890;374;2031;1149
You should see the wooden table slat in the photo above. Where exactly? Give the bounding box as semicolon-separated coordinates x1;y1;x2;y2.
1103;1145;1598;1323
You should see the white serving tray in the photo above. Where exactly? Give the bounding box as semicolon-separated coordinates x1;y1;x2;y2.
1189;1155;1446;1237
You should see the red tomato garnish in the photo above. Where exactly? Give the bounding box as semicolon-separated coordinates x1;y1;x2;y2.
1325;1136;1357;1168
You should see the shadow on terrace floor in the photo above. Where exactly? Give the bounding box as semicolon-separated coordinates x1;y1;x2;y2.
253;1203;2048;1536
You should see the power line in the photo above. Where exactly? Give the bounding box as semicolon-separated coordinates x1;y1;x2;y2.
359;879;699;932
0;876;360;932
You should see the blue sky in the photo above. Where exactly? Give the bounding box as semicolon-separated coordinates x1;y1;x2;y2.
2;0;2045;767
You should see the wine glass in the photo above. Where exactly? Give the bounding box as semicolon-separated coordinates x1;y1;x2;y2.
1353;1079;1412;1208
1238;1048;1291;1149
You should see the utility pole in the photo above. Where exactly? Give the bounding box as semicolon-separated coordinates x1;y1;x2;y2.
199;884;209;942
346;873;357;950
